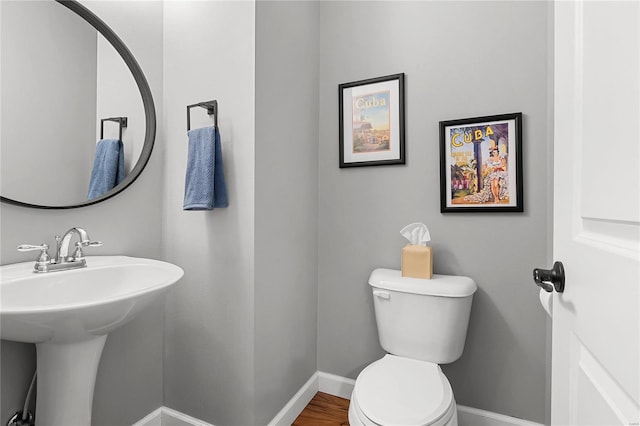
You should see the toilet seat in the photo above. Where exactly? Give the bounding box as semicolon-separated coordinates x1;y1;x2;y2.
352;355;455;426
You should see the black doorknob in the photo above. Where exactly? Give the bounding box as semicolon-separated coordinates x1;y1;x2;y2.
533;261;565;293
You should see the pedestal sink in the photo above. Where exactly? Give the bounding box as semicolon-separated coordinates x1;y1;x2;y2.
0;256;184;426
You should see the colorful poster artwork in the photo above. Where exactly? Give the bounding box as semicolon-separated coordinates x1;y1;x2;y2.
351;91;391;154
448;122;511;205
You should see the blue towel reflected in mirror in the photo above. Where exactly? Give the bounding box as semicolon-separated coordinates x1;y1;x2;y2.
87;139;125;200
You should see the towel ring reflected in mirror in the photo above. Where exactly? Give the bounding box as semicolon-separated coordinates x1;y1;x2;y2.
100;117;128;141
0;0;156;209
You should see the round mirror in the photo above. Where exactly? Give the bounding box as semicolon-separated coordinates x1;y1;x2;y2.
0;0;156;209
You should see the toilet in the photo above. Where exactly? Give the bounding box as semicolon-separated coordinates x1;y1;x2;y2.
349;268;477;426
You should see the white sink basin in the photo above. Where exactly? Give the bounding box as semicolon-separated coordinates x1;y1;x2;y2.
1;255;183;343
0;255;184;425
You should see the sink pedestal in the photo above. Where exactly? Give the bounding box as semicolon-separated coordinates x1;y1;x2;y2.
36;335;107;426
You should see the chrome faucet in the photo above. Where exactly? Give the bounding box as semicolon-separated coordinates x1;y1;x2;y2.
18;228;102;273
56;227;92;263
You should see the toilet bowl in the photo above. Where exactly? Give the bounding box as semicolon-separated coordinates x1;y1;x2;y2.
348;355;458;426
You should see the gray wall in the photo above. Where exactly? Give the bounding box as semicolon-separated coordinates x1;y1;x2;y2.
161;2;257;425
0;1;164;425
317;1;550;423
254;1;319;424
162;2;321;424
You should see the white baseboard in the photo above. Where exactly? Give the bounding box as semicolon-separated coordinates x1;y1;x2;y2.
268;371;355;425
457;405;544;426
132;406;214;426
133;371;543;426
132;408;162;426
317;371;356;399
268;373;320;426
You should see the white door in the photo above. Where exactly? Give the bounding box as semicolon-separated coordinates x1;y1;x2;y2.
551;1;639;425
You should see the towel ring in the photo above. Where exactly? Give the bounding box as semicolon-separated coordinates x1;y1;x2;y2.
187;100;218;131
100;117;128;141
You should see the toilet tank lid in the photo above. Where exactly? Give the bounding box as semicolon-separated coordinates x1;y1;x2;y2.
369;269;477;297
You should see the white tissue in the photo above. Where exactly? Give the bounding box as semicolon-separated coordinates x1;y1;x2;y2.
400;223;431;246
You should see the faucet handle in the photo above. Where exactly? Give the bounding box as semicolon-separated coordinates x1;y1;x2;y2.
17;243;49;252
17;244;51;265
82;241;103;248
72;240;103;260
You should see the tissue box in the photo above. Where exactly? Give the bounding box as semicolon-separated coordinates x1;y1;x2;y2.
401;244;433;279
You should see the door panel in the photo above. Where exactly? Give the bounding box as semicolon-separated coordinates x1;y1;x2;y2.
553;1;639;424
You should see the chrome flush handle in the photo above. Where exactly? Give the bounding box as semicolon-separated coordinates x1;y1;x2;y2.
373;290;391;300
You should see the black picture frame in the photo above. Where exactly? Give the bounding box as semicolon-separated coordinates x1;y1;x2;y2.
339;73;405;168
439;112;523;213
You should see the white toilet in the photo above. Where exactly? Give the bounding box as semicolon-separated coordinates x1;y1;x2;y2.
349;268;477;426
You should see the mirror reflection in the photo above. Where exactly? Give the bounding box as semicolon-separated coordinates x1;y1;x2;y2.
0;0;145;206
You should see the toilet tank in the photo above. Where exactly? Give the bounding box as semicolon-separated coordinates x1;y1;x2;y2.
369;268;476;364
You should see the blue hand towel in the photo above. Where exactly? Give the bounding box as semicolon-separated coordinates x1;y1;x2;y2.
183;126;229;210
87;139;125;200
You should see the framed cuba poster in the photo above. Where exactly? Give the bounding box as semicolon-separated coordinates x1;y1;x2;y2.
339;73;405;168
439;113;523;213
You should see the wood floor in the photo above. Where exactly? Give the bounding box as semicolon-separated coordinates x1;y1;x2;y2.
292;392;350;426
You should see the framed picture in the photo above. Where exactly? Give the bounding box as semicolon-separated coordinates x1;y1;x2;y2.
339;73;405;168
439;112;523;213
